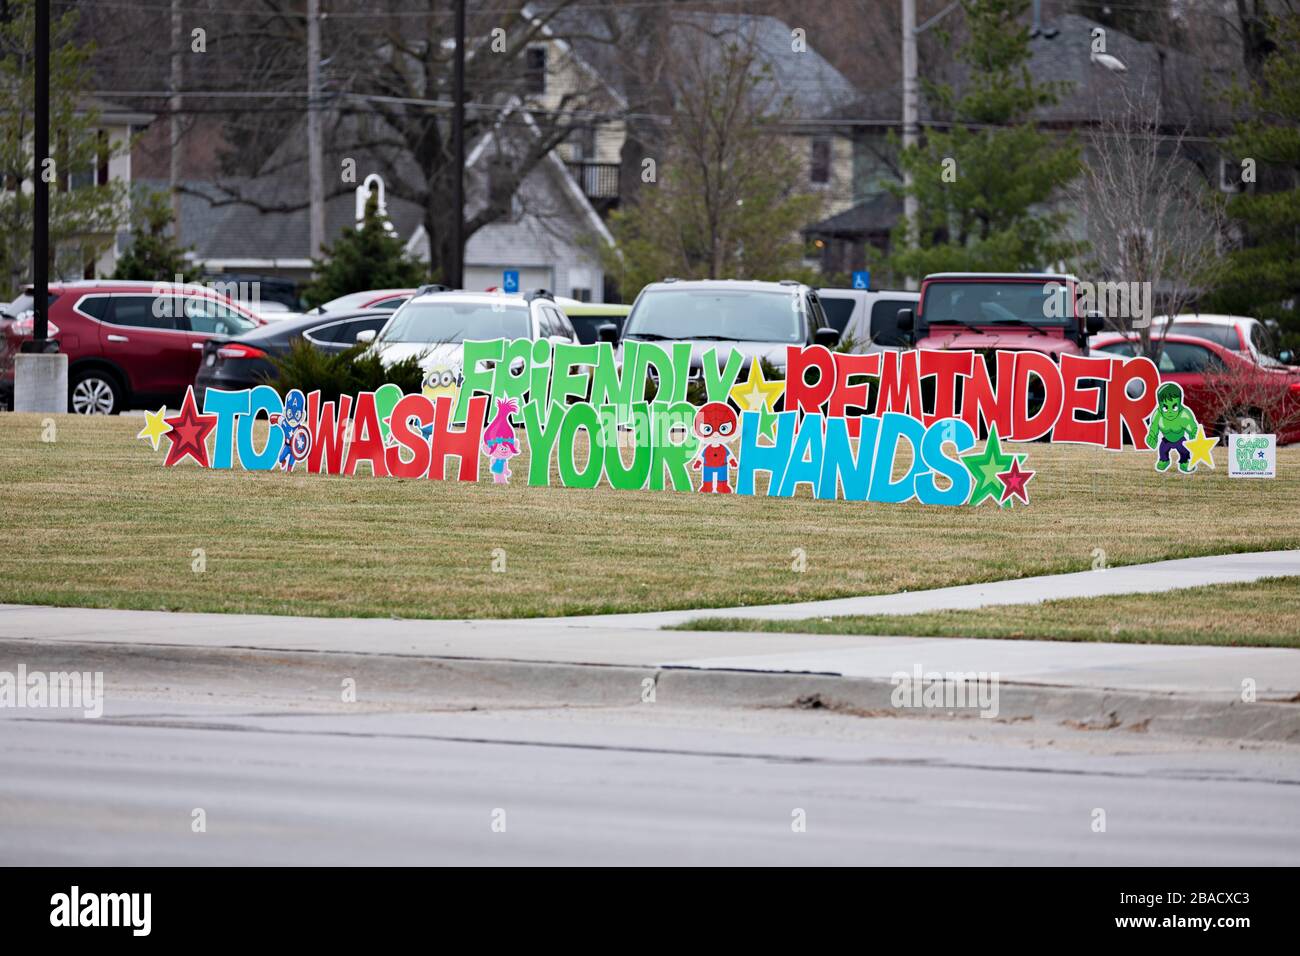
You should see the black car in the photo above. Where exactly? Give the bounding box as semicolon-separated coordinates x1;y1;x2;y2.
194;309;390;404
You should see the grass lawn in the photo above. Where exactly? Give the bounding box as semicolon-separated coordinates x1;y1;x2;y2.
671;576;1300;648
1;412;1297;619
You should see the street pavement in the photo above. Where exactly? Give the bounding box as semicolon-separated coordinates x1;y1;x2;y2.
4;690;1299;866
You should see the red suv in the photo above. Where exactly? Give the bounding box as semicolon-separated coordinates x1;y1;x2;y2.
903;273;1104;356
1;280;264;414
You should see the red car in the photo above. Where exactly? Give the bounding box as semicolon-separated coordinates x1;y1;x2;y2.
1;280;264;414
1093;332;1300;445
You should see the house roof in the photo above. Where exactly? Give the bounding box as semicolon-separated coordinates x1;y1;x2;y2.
825;13;1238;132
76;96;155;127
804;193;902;237
553;9;859;116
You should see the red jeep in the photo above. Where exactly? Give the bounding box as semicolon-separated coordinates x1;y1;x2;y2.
1;280;264;414
900;272;1103;356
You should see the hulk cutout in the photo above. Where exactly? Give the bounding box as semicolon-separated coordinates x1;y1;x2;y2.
1145;382;1198;473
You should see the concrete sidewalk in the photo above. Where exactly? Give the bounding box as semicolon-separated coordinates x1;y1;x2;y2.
563;549;1300;628
1;550;1297;740
1;548;1298;700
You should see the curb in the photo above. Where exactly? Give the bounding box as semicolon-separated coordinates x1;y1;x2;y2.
1;639;1296;743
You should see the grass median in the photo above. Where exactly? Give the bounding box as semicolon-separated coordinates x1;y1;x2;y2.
671;576;1300;648
1;412;1298;619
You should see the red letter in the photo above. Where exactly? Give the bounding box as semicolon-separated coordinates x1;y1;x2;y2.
1011;352;1064;442
785;345;836;414
430;394;487;481
919;350;973;426
1106;355;1160;450
828;352;879;439
307;390;352;475
385;394;434;478
960;351;1015;438
1054;354;1111;445
343;391;389;477
877;350;923;420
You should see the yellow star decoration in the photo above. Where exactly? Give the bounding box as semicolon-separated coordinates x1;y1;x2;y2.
1185;424;1219;469
728;361;785;416
136;406;172;451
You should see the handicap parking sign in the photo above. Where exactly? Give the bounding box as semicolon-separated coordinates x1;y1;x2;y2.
852;270;870;290
502;270;520;294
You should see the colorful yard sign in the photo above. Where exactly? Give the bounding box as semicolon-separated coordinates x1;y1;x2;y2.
143;340;1170;508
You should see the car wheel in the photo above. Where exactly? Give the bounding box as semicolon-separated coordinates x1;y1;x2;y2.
69;370;123;415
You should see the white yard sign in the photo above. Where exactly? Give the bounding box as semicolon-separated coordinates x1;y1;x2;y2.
1228;434;1276;479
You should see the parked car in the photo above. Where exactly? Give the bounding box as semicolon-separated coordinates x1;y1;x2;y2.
201;272;301;311
560;301;632;345
361;288;579;376
1140;314;1295;368
1;280;265;414
902;272;1103;357
817;288;919;353
313;288;421;313
609;279;840;381
223;299;300;322
194;309;394;407
1092;332;1300;444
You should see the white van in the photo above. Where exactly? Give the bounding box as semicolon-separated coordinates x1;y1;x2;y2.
817;288;920;354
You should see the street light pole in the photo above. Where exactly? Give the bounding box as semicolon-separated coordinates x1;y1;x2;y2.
450;0;465;290
32;0;49;346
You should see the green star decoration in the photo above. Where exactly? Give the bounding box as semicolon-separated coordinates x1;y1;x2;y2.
961;426;1016;507
758;404;780;439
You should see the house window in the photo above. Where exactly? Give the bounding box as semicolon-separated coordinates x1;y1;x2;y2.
525;46;547;94
810;137;831;185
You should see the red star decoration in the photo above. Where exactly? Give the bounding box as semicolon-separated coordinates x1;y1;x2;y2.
162;387;218;468
996;456;1035;505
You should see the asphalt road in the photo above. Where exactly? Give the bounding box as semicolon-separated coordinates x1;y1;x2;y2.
3;678;1298;865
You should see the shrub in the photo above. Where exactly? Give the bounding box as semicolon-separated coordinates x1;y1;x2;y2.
271;339;426;403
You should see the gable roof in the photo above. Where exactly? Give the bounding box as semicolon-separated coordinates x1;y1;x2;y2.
826;13;1239;133
552;9;859;116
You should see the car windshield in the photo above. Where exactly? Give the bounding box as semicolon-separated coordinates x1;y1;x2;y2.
623;289;804;343
1166;322;1240;349
922;281;1070;327
377;301;529;344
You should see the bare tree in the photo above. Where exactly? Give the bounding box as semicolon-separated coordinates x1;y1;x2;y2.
1068;82;1226;353
601;22;823;292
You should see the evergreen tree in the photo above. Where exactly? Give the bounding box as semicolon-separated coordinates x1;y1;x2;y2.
884;0;1081;282
301;192;428;308
113;189;189;281
1205;15;1300;350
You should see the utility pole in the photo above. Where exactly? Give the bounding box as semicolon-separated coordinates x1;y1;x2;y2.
32;0;49;345
901;0;919;290
450;0;466;290
170;0;183;244
307;0;324;261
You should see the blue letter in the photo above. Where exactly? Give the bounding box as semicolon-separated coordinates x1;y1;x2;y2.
237;385;284;471
917;417;976;506
202;388;250;470
869;412;926;503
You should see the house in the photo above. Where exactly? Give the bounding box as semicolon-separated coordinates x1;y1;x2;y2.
802;13;1239;279
58;98;154;281
546;9;861;220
